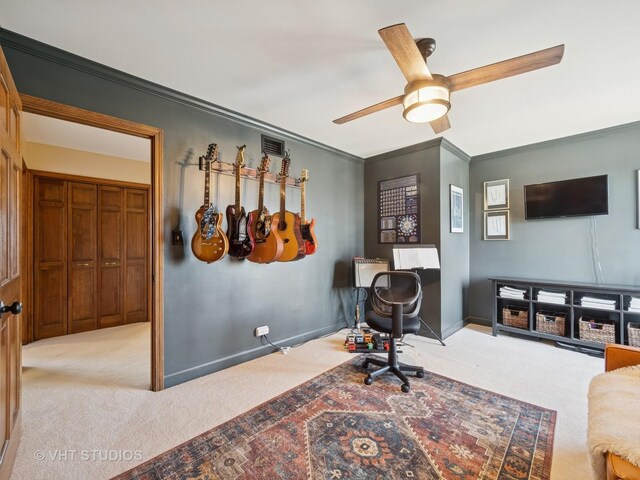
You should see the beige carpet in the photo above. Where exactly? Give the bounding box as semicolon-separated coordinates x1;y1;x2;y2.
12;322;601;479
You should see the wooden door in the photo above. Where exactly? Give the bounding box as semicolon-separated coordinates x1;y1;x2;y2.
67;182;97;333
98;186;123;328
0;45;22;480
34;177;67;340
124;189;148;324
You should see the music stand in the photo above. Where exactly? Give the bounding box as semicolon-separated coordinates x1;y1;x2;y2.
392;244;446;346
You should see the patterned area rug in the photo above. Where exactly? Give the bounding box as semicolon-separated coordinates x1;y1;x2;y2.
114;357;556;479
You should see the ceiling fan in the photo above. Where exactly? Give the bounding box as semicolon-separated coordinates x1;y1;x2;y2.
333;23;564;134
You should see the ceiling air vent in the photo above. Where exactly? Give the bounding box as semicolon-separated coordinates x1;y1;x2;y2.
261;134;285;157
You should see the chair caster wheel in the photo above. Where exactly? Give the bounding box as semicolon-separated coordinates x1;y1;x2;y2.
362;361;369;369
416;371;424;378
364;375;373;386
401;383;410;393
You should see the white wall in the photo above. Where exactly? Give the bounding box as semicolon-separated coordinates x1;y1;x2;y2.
24;142;150;184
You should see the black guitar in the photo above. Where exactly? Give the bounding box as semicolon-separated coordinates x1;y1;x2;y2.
225;145;255;258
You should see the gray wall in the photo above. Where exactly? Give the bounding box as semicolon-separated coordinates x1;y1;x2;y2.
469;123;640;323
363;139;470;338
364;142;442;334
439;147;470;336
1;30;364;387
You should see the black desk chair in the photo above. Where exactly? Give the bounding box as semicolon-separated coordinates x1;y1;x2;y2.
362;271;424;393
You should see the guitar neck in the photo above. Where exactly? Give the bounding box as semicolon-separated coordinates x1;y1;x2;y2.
204;159;211;206
235;162;241;211
280;176;286;217
258;172;265;212
301;181;306;223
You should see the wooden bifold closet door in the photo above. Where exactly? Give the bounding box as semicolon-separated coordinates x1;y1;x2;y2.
33;174;149;341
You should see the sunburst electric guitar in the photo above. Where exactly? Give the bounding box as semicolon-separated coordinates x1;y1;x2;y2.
247;154;284;263
299;169;317;255
272;155;305;262
191;143;229;263
226;145;255;258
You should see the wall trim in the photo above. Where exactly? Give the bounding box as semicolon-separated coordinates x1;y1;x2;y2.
366;137;471;164
0;28;364;165
472;120;640;163
465;316;491;327
441;138;471;163
164;323;343;387
441;320;465;340
366;138;444;164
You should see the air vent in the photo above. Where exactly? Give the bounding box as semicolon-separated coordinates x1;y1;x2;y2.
261;134;285;157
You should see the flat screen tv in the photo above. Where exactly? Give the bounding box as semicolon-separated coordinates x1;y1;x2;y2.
524;175;609;220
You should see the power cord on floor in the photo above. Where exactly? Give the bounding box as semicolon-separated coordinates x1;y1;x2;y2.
262;334;290;354
262;326;352;354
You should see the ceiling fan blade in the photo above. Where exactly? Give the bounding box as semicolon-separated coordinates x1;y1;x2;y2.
430;114;451;134
378;23;432;82
446;45;565;92
333;95;404;124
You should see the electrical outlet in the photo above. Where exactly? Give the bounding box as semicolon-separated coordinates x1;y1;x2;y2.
171;228;184;246
255;325;269;337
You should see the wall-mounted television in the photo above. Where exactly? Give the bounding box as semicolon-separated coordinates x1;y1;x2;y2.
524;175;609;220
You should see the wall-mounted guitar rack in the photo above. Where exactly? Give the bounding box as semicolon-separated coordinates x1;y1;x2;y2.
198;157;301;188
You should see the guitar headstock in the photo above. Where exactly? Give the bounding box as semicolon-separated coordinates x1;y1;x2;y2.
279;154;291;178
259;153;271;173
300;169;309;183
235;145;246;168
205;143;219;162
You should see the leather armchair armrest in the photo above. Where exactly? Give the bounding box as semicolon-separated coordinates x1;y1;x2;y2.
605;344;640;372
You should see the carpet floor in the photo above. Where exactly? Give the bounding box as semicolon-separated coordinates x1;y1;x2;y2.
12;322;602;479
114;356;556;479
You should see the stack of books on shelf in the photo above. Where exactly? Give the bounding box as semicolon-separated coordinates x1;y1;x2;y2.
580;295;616;310
499;286;526;300
629;297;640;313
537;290;567;305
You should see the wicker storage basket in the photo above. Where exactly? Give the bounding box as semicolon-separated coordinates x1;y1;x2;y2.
535;311;566;336
502;306;528;329
628;323;640;347
579;317;616;344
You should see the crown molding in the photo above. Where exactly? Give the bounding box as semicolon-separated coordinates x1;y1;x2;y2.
472;120;640;163
365;137;444;164
441;138;471;163
365;136;470;164
0;28;364;164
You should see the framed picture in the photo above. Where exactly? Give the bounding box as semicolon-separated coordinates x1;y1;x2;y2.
484;179;510;210
484;210;510;240
377;173;421;244
450;184;463;233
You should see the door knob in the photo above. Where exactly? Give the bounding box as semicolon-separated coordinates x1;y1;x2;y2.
0;301;22;315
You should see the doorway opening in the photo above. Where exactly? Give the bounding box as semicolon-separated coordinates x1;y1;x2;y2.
20;95;163;391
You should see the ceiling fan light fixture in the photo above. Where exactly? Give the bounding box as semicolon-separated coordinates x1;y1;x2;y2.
402;79;450;123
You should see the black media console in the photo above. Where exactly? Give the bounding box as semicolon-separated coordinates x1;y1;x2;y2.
491;277;640;352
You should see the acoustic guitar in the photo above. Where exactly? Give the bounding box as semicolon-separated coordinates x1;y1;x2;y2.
226;145;255;258
272;155;305;262
191;143;229;263
247;154;284;263
299;169;317;255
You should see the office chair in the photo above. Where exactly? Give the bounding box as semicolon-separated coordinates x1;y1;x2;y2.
362;271;424;393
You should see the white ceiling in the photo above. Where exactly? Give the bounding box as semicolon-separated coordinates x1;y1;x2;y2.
3;1;640;158
22;112;150;162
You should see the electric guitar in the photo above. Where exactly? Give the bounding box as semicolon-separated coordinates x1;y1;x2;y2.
226;145;255;258
299;169;317;255
191;143;229;263
272;155;305;262
247;154;284;263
